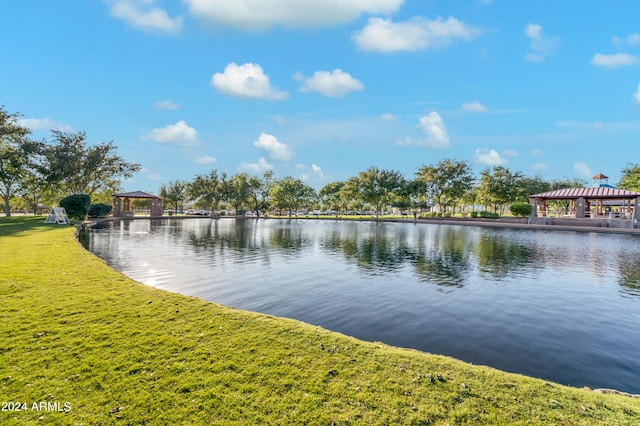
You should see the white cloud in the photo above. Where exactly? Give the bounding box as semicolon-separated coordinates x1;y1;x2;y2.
311;163;324;178
353;16;480;52
525;23;558;62
532;162;549;171
238;157;273;173
398;112;450;149
153;100;180;110
195;156;217;165
612;33;640;48
417;112;450;149
296;69;364;97
634;83;640;105
380;113;395;121
183;0;403;31
591;53;639;68
531;149;544;156
474;148;506;166
211;62;288;100
18;118;73;132
148;120;198;146
502;149;518;157
253;132;292;160
574;162;592;178
108;0;183;34
295;163;307;169
462;101;487;112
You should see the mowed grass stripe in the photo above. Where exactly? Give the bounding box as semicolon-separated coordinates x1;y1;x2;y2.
1;216;638;425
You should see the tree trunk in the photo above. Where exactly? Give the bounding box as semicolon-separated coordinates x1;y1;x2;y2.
3;197;11;217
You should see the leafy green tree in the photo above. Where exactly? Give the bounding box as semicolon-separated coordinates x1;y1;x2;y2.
618;163;640;191
476;166;524;214
356;167;405;218
339;176;363;213
319;181;345;215
187;169;227;212
0;107;43;216
415;159;473;213
224;173;252;215
46;130;141;197
270;176;316;217
518;175;551;199
159;180;187;213
247;170;274;217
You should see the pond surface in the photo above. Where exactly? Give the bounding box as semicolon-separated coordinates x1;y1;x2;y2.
81;218;640;393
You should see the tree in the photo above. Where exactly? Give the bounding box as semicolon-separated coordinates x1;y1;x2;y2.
0;107;43;216
225;173;251;215
319;181;345;216
415;159;474;213
270;176;316;217
159;180;187;213
476;166;524;214
518;175;551;200
247;170;274;217
45;130;141;197
618;163;640;191
357;167;405;218
187;169;227;213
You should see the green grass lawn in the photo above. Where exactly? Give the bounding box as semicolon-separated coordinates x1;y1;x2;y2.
1;216;639;425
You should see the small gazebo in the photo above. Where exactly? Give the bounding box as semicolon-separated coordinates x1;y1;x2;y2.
113;191;163;217
529;174;640;220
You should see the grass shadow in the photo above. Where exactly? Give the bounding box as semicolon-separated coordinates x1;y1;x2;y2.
0;215;71;238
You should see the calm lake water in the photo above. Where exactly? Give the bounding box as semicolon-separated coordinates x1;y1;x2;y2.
81;218;640;393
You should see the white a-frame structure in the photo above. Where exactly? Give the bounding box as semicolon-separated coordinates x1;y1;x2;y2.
44;207;70;224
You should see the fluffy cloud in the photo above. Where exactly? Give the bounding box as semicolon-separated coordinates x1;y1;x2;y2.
108;0;183;34
591;53;638;68
462;101;487;112
253;133;292;160
311;164;324;178
574;162;592;178
238;157;273;173
398;112;450;149
525;23;558;62
148;120;198;146
354;16;479;52
532;162;549;171
211;63;287;100
417;112;450;148
183;0;403;31
474;148;506;166
18;118;73;132
195;156;217;165
153;100;180;110
612;33;640;47
296;69;364;97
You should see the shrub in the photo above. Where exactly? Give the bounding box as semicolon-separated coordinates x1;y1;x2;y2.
470;211;478;218
510;202;533;217
478;211;500;219
88;203;113;218
59;194;91;221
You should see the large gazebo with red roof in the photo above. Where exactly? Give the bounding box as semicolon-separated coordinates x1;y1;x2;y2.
529;174;640;222
113;191;163;217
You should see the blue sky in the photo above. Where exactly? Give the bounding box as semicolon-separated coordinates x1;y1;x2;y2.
3;0;640;193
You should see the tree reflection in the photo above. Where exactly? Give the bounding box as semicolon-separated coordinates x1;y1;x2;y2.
409;227;471;287
474;233;533;279
617;252;640;297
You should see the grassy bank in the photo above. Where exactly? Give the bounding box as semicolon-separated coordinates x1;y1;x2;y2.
1;217;639;425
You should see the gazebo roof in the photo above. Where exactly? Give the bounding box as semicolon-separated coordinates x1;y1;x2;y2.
530;187;640;200
113;191;161;199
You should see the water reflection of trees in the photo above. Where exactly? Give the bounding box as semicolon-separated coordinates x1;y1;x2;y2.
474;233;534;280
617;252;640;297
321;224;473;287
